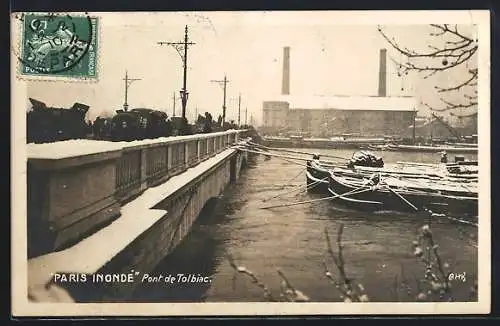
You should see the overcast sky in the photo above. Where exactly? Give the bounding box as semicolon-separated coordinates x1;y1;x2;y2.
24;11;481;124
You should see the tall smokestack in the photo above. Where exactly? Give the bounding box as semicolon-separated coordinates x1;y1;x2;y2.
378;48;387;97
282;46;290;95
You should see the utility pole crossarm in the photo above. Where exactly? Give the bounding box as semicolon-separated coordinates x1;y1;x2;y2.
157;41;196;65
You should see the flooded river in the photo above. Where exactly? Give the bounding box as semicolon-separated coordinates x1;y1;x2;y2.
132;149;479;302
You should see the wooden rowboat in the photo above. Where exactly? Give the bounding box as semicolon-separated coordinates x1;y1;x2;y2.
327;171;478;217
388;144;478;154
306;160;331;194
338;161;478;182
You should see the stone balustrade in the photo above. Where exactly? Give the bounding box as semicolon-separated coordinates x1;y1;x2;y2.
27;130;244;259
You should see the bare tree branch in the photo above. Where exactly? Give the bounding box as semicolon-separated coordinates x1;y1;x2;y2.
435;69;478;93
377;24;478;112
439;98;478;110
226;251;278;301
324;225;370;302
450;111;478;118
226;250;310;302
378;25;476;64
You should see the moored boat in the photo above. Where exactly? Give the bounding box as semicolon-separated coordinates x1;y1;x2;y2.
351;162;478;181
327;171;478;217
388;144;478;154
306;159;331;193
367;144;395;151
305;150;385;194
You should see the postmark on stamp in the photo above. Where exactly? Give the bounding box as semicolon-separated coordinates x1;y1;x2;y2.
16;12;98;80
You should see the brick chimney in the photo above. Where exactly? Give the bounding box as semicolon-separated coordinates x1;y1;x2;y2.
282;46;290;95
378;48;387;97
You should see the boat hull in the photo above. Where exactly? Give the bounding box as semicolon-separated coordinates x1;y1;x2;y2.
328;172;478;217
306;160;331;194
389;144;478;154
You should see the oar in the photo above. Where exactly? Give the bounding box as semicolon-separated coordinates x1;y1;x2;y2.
383;185;419;212
262;176;329;203
285;167;306;184
262;175;326;203
294;176;330;196
378;177;419;212
260;185;372;210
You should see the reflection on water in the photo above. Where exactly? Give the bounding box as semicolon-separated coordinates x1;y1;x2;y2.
132;149;479;302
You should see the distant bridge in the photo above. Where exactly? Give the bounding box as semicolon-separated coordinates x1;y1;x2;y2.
26;130;250;302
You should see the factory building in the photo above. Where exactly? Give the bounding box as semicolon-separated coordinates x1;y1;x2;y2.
262;47;418;137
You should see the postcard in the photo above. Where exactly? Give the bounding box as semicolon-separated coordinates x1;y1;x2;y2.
11;10;490;316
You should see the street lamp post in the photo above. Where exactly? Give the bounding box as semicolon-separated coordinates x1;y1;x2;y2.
158;25;195;121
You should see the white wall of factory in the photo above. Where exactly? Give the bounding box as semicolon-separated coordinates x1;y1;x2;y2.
262;47;417;137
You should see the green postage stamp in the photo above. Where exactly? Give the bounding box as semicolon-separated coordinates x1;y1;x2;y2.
17;12;98;80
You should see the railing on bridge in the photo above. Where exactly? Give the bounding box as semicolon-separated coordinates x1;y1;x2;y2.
116;149;142;201
27;130;245;259
145;145;168;185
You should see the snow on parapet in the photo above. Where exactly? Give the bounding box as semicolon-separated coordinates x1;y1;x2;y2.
27;149;237;289
27;130;241;160
27;140;125;159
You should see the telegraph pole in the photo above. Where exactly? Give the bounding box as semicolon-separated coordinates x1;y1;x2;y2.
210;75;229;125
123;70;141;111
245;106;248;125
158;25;195;120
237;93;241;127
